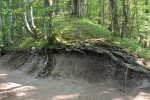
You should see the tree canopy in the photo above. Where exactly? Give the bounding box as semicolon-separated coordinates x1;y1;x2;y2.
0;0;150;58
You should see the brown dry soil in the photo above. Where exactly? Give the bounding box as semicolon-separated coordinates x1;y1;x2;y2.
0;52;150;100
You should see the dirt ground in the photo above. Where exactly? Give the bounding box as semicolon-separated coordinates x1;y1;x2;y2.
0;52;150;100
0;63;150;100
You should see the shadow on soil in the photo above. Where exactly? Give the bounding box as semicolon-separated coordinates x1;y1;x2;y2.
0;52;149;100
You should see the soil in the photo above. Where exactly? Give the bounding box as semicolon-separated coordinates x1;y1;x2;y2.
0;52;150;100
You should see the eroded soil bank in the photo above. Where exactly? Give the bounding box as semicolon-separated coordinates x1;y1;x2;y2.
0;52;150;100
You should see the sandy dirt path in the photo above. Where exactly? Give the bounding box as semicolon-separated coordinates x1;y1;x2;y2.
0;63;150;100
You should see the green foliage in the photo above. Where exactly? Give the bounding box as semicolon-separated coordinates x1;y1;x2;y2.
1;0;150;60
7;35;47;51
54;16;150;59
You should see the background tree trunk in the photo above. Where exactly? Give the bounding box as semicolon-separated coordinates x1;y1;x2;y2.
44;0;54;44
134;0;139;33
71;0;77;16
28;0;38;38
0;0;5;45
120;0;129;37
99;0;105;25
8;0;12;43
109;0;119;35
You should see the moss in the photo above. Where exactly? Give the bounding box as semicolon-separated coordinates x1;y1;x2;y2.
6;15;150;59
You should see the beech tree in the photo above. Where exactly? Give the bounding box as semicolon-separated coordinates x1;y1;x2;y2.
120;0;129;37
0;0;5;45
44;0;54;44
109;0;119;35
99;0;105;25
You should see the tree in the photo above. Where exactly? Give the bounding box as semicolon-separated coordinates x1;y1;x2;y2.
28;0;38;38
120;0;129;37
1;0;150;48
71;0;77;16
134;0;139;33
23;0;36;38
99;0;105;25
0;0;5;45
71;0;84;18
44;0;54;44
8;0;12;43
109;0;119;35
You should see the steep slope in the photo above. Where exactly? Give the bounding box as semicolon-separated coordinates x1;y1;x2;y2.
3;16;150;78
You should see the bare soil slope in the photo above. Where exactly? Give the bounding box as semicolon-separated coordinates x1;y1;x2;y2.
0;52;150;100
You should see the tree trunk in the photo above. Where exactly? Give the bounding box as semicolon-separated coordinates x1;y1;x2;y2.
77;0;81;17
134;0;139;33
0;0;5;45
98;0;105;25
23;0;37;38
18;0;27;36
44;0;54;45
71;0;83;18
82;0;86;17
8;0;12;43
109;0;119;35
71;0;77;15
120;0;129;37
134;0;141;44
86;0;89;17
28;0;38;38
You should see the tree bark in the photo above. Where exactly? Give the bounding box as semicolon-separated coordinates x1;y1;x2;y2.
109;0;119;35
0;0;5;45
28;0;38;38
134;0;139;33
77;0;81;17
71;0;77;15
8;0;12;43
120;0;129;37
98;0;105;25
44;0;54;45
23;0;37;38
71;0;83;18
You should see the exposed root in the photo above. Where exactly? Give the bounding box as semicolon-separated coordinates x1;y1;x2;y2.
56;44;150;76
124;67;128;88
1;42;150;80
36;52;55;78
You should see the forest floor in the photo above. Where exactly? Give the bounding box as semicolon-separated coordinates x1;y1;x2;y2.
1;16;150;100
0;62;150;100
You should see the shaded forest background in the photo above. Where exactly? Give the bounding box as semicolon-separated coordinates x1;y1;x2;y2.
0;0;150;57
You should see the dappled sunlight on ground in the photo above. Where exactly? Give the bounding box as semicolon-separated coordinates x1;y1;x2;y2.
136;58;150;70
0;74;7;79
0;82;22;90
0;82;36;99
112;91;150;100
0;61;149;100
133;92;150;100
52;93;81;100
0;70;149;100
12;86;36;97
0;82;36;100
0;67;37;99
